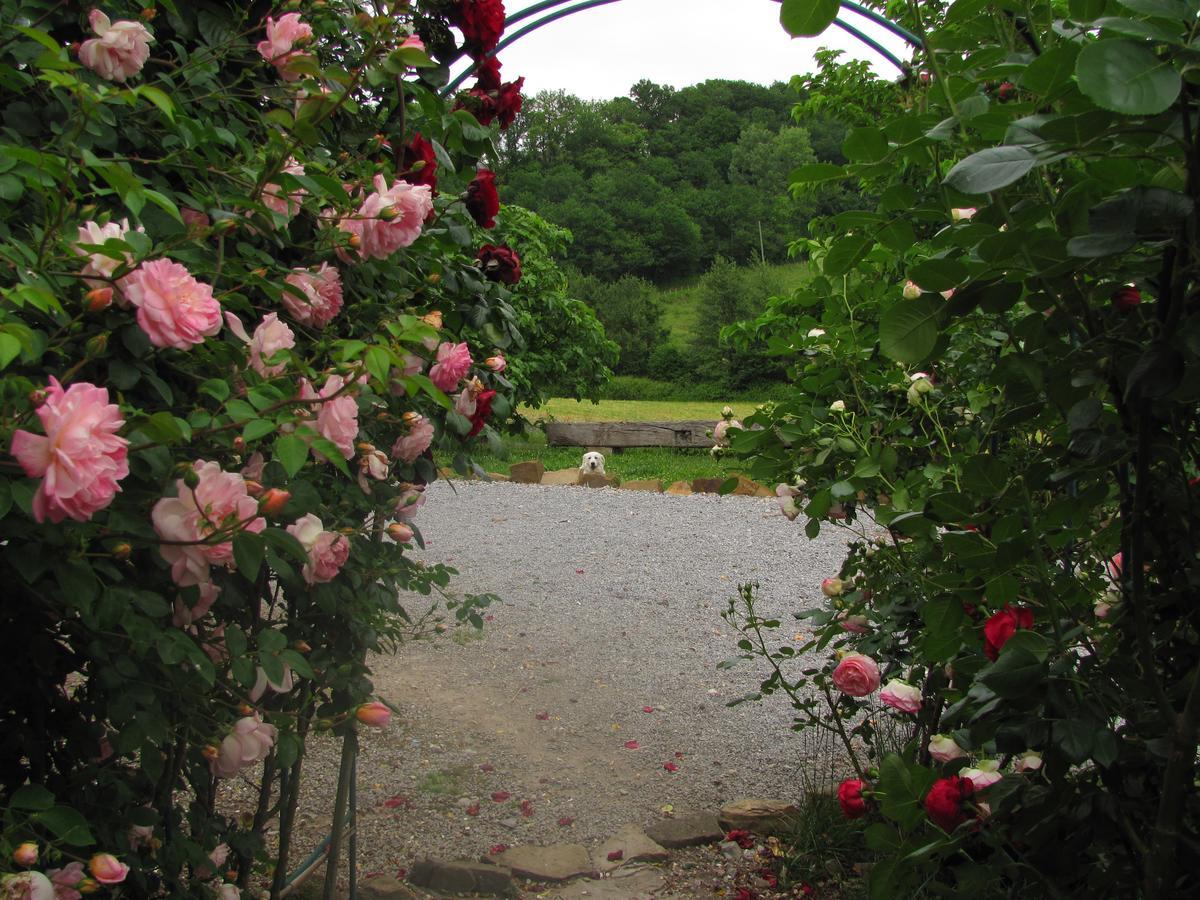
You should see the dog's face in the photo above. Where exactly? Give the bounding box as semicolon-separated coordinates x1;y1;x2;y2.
580;451;606;475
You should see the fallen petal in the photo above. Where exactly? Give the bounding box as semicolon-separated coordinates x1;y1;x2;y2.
663;762;679;772
465;804;480;817
624;740;640;750
519;799;534;817
479;763;494;772
557;816;574;826
489;844;508;855
606;850;624;862
491;791;511;802
535;711;550;721
642;706;655;713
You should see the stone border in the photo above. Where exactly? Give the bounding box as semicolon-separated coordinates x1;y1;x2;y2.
449;461;775;498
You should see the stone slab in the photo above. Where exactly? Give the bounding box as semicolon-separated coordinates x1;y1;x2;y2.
541;468;582;487
545;866;666;899
690;477;725;494
407;859;516;896
643;812;724;848
620;479;663;492
353;874;419;899
592;824;669;874
485;844;597;883
486;472;511;482
664;481;692;496
580;472;619;489
509;460;545;484
718;798;800;836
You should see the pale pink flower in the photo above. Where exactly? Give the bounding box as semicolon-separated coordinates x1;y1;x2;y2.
821;577;844;597
485;354;507;373
73;219;140;301
340;175;433;260
262;159;306;219
78;10;153;82
838;613;870;634
11;378;128;523
391;415;435;463
902;280;922;300
88;853;129;885
298;375;359;460
455;387;477;417
387;522;414;543
928;734;968;764
831;652;880;697
256;13;313;81
211;715;277;777
961;760;1002;790
249;313;295;376
121;259;221;349
241;452;266;482
1012;750;1043;773
218;885;240;900
48;861;85;900
394;484;426;522
1;871;55;900
1105;551;1123;584
429;341;472;391
880;678;922;713
151;461;266;587
399;34;425;52
250;664;295;702
171;582;221;628
355;701;391;727
282;263;343;328
127;823;153;850
951;207;977;222
401;353;424;375
1095;591;1119;619
713;419;741;447
287;513;350;584
12;842;37;867
775;484;801;521
181;208;210;235
356;448;389;494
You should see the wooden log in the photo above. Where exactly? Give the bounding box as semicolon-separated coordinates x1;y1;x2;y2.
545;420;713;449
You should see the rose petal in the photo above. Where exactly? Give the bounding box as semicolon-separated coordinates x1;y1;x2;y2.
664;762;679;772
535;711;550;721
491;791;511;802
519;799;534;817
489;844;508;855
465;804;480;816
642;706;655;713
383;795;409;809
624;740;640;750
607;850;624;862
557;816;574;826
479;763;494;772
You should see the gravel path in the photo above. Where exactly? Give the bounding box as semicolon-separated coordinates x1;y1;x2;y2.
278;479;863;890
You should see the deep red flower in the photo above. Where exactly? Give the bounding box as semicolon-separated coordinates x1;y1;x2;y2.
477;244;520;284
518;798;534;817
1112;286;1142;310
495;76;524;128
451;0;506;54
924;775;975;831
465;803;480;816
725;829;754;849
837;778;868;819
468;389;496;437
663;761;679;773
491;791;510;802
465;169;499;228
983;604;1034;661
474;55;502;90
400;132;438;191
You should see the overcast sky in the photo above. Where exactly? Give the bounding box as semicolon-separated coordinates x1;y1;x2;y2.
450;0;914;101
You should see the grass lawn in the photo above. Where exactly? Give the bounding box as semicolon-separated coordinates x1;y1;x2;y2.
522;398;763;422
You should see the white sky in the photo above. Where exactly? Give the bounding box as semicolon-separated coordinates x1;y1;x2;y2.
450;0;915;101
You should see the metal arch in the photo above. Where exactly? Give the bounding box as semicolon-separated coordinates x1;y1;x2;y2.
440;0;920;95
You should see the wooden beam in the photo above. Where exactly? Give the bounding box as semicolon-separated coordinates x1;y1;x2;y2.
544;420;714;449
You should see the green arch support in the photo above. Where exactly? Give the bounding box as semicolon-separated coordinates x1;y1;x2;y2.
440;0;920;95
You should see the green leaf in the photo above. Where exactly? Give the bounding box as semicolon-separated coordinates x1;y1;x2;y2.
823;235;873;277
876;753;935;831
962;456;1009;497
944;146;1038;194
199;378;231;402
10;784;55;810
980;631;1050;698
243;419;277;442
365;345;391;385
879;296;943;364
789;162;847;185
274;434;309;477
263;527;310;565
232;532;265;578
842;127;889;162
1020;43;1081;94
0;333;21;369
922;596;966;661
908;258;967;292
780;0;839;37
36;806;95;846
1076;39;1181;114
133;85;176;121
1117;0;1189;17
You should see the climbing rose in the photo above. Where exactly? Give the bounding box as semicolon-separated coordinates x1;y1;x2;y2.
429;341;473;391
283;263;343;328
961;760;1003;790
880;679;922;713
287;513;350;584
928;734;968;764
249;663;294;703
485;354;506;373
355;701;392;727
392;414;435;463
248;313;295;377
211;715;277;777
1013;750;1043;773
340;175;433;260
299;375;359;460
394;484;426;522
838;613;870;634
1;872;54;899
468;389;496;437
218;885;240;900
474;55;503;90
46;862;83;900
902;280;922;300
172;582;221;629
494;77;525;128
837;778;868;819
261;159;306;219
451;0;506;53
87;854;128;885
775;484;801;521
983;605;1034;661
78;10;153;82
256;14;313;81
465;169;500;228
400;132;438;190
821;577;844;597
832;653;880;697
73;219;140;302
12;843;37;867
151;461;266;587
11;379;129;524
121;259;222;350
925;776;975;831
950;207;977;222
477;244;521;284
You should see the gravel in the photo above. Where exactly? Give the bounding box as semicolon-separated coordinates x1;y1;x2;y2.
268;479;865;892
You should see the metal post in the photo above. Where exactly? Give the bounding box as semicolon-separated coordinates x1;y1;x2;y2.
320;728;358;900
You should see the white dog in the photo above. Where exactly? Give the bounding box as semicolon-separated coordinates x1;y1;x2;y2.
579;451;606;476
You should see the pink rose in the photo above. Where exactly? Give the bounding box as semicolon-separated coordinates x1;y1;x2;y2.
262;159;306;220
12;842;38;867
880;678;922;713
48;861;85;900
1;871;55;900
928;734;968;764
171;582;221;628
11;378;129;523
121;259;222;349
151;461;266;587
256;13;313;81
250;663;294;702
355;701;391;727
298;375;359;460
249;313;295;376
282;263;343;328
821;577;844;597
454;386;478;417
211;715;277;777
429;341;472;391
73;219;141;301
78;10;153;83
951;207;977;222
485;354;506;373
831;652;880;697
838;613;870;634
88;853;129;885
241;451;266;482
394;484;426;522
400;34;425;52
775;484;801;521
339;175;433;260
391;415;435;463
287;513;350;584
961;760;1002;790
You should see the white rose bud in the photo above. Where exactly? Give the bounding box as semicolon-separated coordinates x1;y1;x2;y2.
902;280;922;300
829;400;846;412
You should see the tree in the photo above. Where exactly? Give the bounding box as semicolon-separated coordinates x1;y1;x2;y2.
571;273;668;375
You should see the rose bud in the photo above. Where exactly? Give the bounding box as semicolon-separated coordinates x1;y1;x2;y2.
86;287;113;312
387;522;414;543
902;280;922;300
293;639;312;653
202;744;220;761
183;467;202;489
89;853;130;885
1112;286;1141;310
79;879;100;894
829;400;846;412
85;334;108;358
232;436;246;452
112;542;132;560
377;205;399;221
243;479;264;497
238;703;253;716
259;488;291;516
422;310;443;329
485;355;507;373
355;701;392;727
12;842;37;867
28;388;47;407
997;81;1015;101
347;233;361;248
919;71;931;85
821;577;845;597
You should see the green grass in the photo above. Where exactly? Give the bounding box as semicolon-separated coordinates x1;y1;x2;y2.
522;398;764;422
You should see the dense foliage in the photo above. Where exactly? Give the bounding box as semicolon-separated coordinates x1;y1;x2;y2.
722;1;1200;896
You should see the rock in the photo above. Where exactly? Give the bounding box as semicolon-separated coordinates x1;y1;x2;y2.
620;479;663;492
729;475;765;497
718;841;741;861
690;477;725;494
407;859;516;896
509;460;545;484
548;866;666;898
541;468;581;487
643;812;724;848
484;844;597;883
486;472;511;482
718;798;800;836
592;824;670;873
664;481;692;496
356;874;419;899
580;472;619;489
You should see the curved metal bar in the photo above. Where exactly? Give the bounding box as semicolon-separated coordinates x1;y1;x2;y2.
838;0;922;48
831;17;906;72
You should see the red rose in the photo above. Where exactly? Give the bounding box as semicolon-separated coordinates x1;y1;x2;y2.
495;76;524;128
400;132;438;191
983;604;1034;661
465;169;499;228
451;0;506;54
837;778;868;819
457;76;523;130
924;775;975;831
474;55;501;91
468;389;496;437
1112;286;1141;310
477;244;521;284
